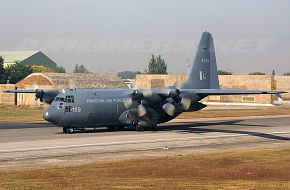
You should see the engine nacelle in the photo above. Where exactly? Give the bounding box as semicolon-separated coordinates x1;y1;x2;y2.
36;89;60;104
118;108;158;128
187;102;207;112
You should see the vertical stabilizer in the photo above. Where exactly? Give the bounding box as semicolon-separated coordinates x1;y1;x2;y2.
182;32;220;89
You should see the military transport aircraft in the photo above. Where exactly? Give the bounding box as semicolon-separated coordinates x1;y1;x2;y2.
4;32;285;133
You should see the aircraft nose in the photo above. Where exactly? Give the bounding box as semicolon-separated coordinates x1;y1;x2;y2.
43;108;60;124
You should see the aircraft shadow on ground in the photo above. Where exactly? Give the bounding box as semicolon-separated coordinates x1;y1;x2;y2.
72;119;290;141
161;120;290;141
0;123;55;130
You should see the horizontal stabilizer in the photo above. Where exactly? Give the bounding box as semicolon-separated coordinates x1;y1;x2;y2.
180;89;287;96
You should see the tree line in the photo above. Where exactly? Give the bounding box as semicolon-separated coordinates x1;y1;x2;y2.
0;56;65;84
1;55;289;84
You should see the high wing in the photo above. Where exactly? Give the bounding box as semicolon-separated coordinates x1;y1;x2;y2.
4;89;37;93
180;89;286;96
3;89;60;104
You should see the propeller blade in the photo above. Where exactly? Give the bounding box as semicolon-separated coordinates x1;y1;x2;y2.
123;97;133;109
138;104;147;117
31;98;37;106
174;81;183;89
68;79;76;89
35;89;45;103
31;82;39;90
180;97;191;110
159;88;172;96
162;103;176;116
142;89;153;98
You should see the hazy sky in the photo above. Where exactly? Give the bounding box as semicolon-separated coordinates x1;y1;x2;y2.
1;0;289;74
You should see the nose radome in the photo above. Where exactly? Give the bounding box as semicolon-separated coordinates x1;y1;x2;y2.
43;109;59;124
43;111;50;121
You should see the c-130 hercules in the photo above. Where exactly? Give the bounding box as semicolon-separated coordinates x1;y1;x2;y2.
5;32;285;133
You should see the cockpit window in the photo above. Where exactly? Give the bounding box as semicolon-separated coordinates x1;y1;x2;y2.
54;97;64;102
54;96;75;103
65;95;75;103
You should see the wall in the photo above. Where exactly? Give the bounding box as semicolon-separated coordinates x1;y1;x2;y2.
0;84;16;105
135;74;276;105
209;75;273;104
275;76;290;100
1;75;288;106
135;74;187;89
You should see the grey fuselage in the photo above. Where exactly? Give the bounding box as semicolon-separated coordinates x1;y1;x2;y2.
43;88;203;128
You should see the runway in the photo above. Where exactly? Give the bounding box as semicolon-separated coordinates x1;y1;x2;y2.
0;116;289;168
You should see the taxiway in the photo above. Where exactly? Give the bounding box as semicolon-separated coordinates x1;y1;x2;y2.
0;115;289;168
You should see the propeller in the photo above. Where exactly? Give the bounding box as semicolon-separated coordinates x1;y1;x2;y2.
35;89;45;102
123;89;149;117
31;82;39;91
68;79;76;89
30;82;44;103
138;104;147;117
159;88;192;116
123;97;133;109
162;102;176;116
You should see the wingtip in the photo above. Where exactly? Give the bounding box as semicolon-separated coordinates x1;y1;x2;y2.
273;90;288;94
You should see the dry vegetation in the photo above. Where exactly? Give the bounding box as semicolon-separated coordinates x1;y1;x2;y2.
0;148;290;189
178;106;290;119
0;104;44;122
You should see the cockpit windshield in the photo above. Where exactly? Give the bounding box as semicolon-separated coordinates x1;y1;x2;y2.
54;95;75;103
65;95;75;103
54;97;65;102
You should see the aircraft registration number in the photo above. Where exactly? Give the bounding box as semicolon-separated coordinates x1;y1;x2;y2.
65;106;82;113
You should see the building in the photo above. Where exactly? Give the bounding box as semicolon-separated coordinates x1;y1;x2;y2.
135;74;290;105
0;73;289;106
0;51;56;69
0;73;128;105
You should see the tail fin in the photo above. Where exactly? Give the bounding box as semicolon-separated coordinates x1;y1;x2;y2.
182;31;220;89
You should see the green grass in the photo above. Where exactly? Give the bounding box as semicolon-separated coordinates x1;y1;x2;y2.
0;148;290;189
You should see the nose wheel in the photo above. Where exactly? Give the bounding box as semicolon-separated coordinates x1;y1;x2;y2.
63;127;74;134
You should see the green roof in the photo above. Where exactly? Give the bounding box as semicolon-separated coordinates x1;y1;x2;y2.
0;51;57;69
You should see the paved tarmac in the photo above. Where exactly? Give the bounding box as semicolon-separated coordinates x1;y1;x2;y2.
0;115;289;169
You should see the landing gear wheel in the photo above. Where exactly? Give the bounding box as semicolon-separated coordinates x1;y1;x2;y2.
63;127;74;134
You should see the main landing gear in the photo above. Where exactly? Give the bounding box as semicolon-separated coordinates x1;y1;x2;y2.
133;121;158;131
63;127;74;134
